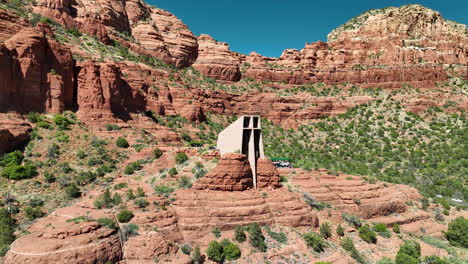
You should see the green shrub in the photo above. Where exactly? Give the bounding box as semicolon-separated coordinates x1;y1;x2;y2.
36;121;52;129
168;167;178;176
206;241;224;263
154;185;174;197
175;152;189;164
53;114;72;130
116;137;129;148
342;213;362;228
234;226;246;243
136;187;146;197
424;256;448;264
191;246;203;264
0;164;37;180
373;223;391;238
223;241;241;261
153;148;163;159
0;208;16;256
97;218;118;230
105;124;121;131
393;223;400;233
396;240;421;264
444;217;467;248
212;227;221;238
341;236;366;263
134;198;149;209
27;112;43;123
124;161;143;175
117;210;134;223
358;224;377;243
65;183;81;199
93;189;114;209
178;176;192;189
336;224;345;236
0;151;23;167
24;206;44;221
181;244;192;255
114;183;128;190
248;223;267;252
303;232;325;252
320;222;332;239
265;226;287;243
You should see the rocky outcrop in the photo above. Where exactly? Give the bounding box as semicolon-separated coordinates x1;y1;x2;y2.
0;27;75;113
196;5;466;86
4;220;122;264
256;157;282;189
192;34;241;81
31;0;198;68
193;153;254;191
172;188;318;241
124;233;178;261
0;114;32;154
289;169;421;219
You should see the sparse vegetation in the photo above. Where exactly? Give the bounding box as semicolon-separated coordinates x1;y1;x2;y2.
303;232;325;252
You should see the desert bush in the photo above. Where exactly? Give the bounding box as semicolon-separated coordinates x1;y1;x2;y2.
0;208;16;256
191;246;203;264
303;192;330;210
342;213;362;228
0;151;23;167
23;206;44;221
320;222;332;239
396;240;421;264
0;164;37;180
336;224;345;236
373;223;391;238
341;236;366;263
223;241;241;261
303;232;325;252
65;183;81;199
175;152;189;164
178;176;192;189
248;223;267;252
393;223;400;233
444;217;467;248
358;224;377;243
97;218;118;230
27;112;43;123
153;148;163;159
154;185;174;197
117;209;134;223
116;137;129;148
134;198;149;209
424;256;448;264
234;226;246;242
265;226;287;243
168;167;178;176
53;114;73;130
37;121;52;129
181;244;192;255
121;223;138;242
212;227;221;238
105;124;121;131
206;241;224;263
93;189;114;209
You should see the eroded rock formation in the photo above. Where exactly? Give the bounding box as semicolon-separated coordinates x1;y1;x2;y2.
0;27;75;113
195;5;467;86
0;114;32;154
289;169;421;219
4;219;122;264
256;157;282;189
193;153;254;191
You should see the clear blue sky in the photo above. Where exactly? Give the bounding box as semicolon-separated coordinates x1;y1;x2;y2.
147;0;468;57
